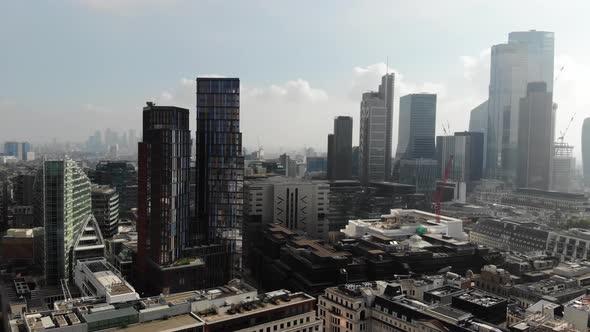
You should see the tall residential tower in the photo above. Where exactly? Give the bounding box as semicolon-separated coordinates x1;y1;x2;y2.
195;77;243;280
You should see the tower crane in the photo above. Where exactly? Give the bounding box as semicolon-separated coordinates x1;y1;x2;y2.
558;113;575;143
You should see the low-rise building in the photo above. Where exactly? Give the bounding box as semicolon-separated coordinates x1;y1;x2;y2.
469;218;549;253
73;258;139;304
342;209;465;240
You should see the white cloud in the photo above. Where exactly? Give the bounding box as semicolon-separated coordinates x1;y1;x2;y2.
244;79;328;103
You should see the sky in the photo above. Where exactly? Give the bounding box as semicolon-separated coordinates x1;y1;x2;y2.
0;0;588;159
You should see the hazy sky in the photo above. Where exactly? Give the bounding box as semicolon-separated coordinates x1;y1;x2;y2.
0;0;588;158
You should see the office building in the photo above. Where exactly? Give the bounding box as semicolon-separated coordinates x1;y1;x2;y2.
469;100;488;133
469;218;549;252
13;173;35;206
94;161;138;214
342;208;464;240
583;118;590;186
359;74;394;184
137;102;192;294
91;185;120;239
35;159;93;285
328;116;353;180
552;142;575;192
1;227;44;268
436;132;484;183
399;158;437;195
397;93;437;160
3;142;31;161
486;30;554;181
14;280;320;332
306;156;327;174
250;223;501;296
517;82;554;190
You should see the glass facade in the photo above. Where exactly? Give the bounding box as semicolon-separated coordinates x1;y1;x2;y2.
397;93;437;160
196;78;243;245
95;161;138;213
359;74;394;184
138;104;191;267
37;159;92;284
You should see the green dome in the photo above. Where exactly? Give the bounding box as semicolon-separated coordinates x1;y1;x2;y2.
416;226;427;235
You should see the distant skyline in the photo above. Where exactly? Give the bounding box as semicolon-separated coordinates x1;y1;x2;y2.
0;0;588;159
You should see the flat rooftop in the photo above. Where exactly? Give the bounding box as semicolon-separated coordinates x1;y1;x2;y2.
455;290;506;307
426;286;465;297
567;296;590;312
428;305;472;321
198;291;314;324
117;313;204;331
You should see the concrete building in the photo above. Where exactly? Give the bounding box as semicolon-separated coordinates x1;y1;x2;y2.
1;227;44;268
341;209;464;241
14;280;320;332
3;142;31;161
35;159;93;285
73;258;139;304
552;142;575;192
564;295;590;332
469;218;549;253
397;93;437;160
583;118;590;186
91;185;119;239
359;74;394;184
243;177;329;240
328;116;353;180
517;82;554;190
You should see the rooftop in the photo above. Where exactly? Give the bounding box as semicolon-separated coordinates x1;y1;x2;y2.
117;313;204;331
197;290;315;324
566;295;590;312
455;290;506;307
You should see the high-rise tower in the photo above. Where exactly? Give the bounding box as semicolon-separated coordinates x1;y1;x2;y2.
35;159;92;285
359;74;394;184
137;102;191;294
486;30;554;181
328;116;353;180
396;93;437;160
517;82;554;190
195;78;243;279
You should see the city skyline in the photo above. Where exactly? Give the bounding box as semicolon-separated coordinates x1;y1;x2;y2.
0;1;587;160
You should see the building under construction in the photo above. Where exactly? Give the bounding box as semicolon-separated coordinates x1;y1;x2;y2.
552;142;575;193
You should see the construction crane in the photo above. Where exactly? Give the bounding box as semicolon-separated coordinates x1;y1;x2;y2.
558;113;575;143
435;155;454;224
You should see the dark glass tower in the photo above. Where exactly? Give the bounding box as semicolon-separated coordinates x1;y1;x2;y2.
195;78;243;262
137;102;191;268
329;116;353;180
397;93;437;159
517;82;554;190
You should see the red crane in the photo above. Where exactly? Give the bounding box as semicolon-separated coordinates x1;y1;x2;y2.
435;155;454;223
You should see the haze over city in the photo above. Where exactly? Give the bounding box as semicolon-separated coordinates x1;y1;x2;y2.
0;0;588;159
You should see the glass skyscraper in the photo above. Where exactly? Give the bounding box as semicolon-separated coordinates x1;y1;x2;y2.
359;74;394;184
396;93;437;160
35;159;92;285
486;30;554;181
329;116;353;180
195;78;243;255
517;82;554;190
137;103;191;267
